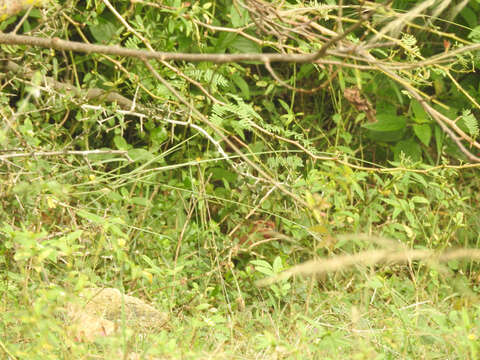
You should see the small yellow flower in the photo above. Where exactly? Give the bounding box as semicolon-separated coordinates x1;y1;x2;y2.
468;333;476;341
143;271;153;283
89;174;96;181
46;196;57;209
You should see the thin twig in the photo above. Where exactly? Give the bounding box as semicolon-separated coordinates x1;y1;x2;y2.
307;10;371;62
0;338;17;360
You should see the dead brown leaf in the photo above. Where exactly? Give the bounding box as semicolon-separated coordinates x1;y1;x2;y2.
344;86;377;123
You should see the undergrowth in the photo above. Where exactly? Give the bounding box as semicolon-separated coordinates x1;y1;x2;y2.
1;0;480;359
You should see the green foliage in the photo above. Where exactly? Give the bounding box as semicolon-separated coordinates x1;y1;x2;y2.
1;0;480;358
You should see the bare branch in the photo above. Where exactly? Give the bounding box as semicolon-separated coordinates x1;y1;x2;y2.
1;32;475;70
0;149;129;162
0;33;330;64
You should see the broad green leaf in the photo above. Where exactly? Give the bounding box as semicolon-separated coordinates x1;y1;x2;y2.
411;196;429;204
393;139;422;162
196;303;210;311
209;167;238;183
254;266;274;277
128;148;154;161
63;230;83;242
413;124;432;146
410;100;429;123
151;126;168;144
460;6;477;28
367;276;383;289
297;64;315;80
78;210;105;224
447;260;459;270
272;256;283;274
231;73;250;99
468;26;480;42
214;32;237;53
376;101;397;115
131;197;149;206
278;99;290;113
363;113;407;142
228;37;261;54
250;260;272;269
230;5;249;27
411;173;428;188
351;181;365;201
113;135;129;150
251;260;274;276
89;15;118;43
363;114;406;132
434;124;444;156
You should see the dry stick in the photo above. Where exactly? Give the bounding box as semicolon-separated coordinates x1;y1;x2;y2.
174;197;196;269
0;32;458;72
337;0;344;34
362;21;480;150
447;0;470;22
256;248;480;286
446;70;480;111
0;149;129;161
0;339;17;360
11;3;34;34
0;33;317;63
353;24;480;158
1;28;479;67
142;59;308;208
0;32;391;67
409;42;480;68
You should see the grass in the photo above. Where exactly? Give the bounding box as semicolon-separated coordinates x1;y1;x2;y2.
1;123;479;359
1;0;480;358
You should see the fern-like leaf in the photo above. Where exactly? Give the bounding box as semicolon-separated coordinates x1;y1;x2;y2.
461;109;478;137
